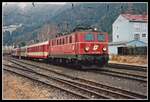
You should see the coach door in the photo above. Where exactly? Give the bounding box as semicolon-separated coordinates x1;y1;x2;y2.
44;44;48;58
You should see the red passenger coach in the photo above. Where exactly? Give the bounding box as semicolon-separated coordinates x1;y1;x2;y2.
11;48;21;58
27;41;50;59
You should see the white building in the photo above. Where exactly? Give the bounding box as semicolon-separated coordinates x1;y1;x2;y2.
109;13;148;55
3;24;22;34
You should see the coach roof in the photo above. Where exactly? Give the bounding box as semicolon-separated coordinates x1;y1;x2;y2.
28;41;49;48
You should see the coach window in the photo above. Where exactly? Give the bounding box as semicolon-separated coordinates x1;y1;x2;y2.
66;37;68;44
69;36;72;43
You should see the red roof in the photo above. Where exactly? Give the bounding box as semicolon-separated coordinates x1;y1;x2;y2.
121;14;148;22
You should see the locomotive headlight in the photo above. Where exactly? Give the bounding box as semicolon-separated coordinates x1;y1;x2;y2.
93;45;99;50
103;47;107;51
85;47;90;52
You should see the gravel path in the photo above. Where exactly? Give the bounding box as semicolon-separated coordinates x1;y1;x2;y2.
2;70;82;99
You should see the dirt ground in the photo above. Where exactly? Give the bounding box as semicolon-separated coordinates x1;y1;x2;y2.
3;71;54;99
109;55;147;66
3;70;79;100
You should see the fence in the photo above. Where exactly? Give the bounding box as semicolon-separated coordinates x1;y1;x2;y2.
118;46;147;55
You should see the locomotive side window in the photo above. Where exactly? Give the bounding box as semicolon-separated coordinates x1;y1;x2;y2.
57;39;59;45
85;33;94;41
66;37;68;44
69;36;72;43
60;38;62;45
60;39;61;45
54;40;56;45
63;38;65;44
98;34;105;41
52;40;54;46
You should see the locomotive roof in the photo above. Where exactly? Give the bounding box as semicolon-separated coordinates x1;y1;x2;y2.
53;31;107;39
28;41;49;47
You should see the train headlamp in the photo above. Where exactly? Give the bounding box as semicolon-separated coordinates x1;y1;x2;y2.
103;47;107;51
85;47;90;52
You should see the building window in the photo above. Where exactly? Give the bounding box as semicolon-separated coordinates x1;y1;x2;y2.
142;34;146;37
116;26;118;30
134;34;140;40
117;35;119;39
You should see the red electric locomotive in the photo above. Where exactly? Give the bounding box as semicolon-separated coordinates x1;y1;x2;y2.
48;28;109;68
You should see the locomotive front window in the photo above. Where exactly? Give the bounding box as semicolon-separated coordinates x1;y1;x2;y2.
98;34;105;41
85;33;94;41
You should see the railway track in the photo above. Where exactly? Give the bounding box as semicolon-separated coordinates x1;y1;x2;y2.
3;66;90;99
93;68;147;82
8;57;147;83
3;58;147;99
107;63;147;72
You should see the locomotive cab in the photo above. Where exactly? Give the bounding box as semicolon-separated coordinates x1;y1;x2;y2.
75;31;109;67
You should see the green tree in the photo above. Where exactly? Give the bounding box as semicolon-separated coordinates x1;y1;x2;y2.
19;41;26;47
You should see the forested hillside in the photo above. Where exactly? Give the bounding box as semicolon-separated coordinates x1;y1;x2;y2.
3;3;147;46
